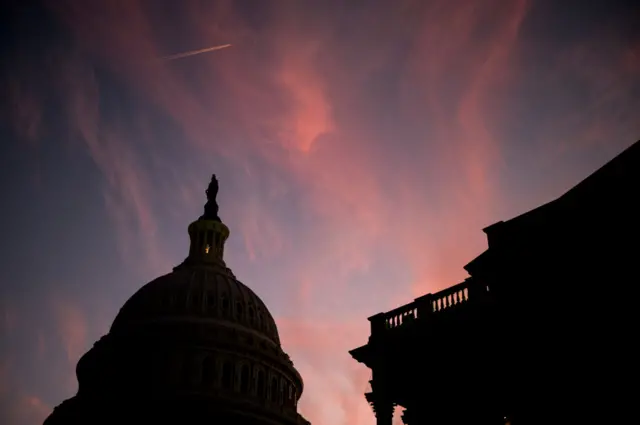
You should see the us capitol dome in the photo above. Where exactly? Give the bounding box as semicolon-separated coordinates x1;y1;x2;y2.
44;174;311;425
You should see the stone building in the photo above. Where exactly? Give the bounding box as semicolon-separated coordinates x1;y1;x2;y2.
350;140;640;424
44;175;311;425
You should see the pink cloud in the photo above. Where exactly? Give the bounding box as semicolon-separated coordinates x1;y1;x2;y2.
383;0;530;294
51;297;88;367
1;302;17;335
3;77;43;146
277;318;372;425
2;395;51;425
0;354;51;425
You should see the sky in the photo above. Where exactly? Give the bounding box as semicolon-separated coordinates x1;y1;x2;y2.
1;1;639;424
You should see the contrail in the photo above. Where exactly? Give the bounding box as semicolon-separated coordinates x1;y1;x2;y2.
160;44;232;62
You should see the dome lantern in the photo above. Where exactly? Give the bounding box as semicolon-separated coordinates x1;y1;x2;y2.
183;174;230;265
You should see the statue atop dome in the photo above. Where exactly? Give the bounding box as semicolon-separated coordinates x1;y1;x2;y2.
201;174;221;221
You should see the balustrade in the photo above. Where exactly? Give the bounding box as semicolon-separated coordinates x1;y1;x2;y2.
431;282;470;313
382;303;418;329
373;278;491;335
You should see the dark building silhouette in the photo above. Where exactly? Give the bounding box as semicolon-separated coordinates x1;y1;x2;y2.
350;140;640;425
44;175;311;425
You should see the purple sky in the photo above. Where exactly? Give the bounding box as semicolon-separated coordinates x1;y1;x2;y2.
1;1;639;424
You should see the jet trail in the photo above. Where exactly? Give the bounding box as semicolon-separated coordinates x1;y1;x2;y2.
160;44;232;61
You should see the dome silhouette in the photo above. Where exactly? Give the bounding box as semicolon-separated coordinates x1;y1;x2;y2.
45;174;309;425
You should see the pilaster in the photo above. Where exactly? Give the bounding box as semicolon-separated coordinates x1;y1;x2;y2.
366;394;394;425
374;400;394;425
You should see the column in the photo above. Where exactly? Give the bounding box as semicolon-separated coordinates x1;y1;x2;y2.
371;399;394;425
401;408;413;425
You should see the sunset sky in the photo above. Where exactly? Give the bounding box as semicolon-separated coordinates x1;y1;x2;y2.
1;1;639;424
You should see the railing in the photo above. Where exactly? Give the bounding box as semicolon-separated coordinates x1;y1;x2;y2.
383;302;418;330
431;281;470;313
369;278;491;336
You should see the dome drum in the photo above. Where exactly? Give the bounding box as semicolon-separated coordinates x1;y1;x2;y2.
75;337;305;422
93;325;303;390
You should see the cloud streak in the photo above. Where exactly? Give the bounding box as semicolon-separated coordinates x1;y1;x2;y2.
160;43;232;62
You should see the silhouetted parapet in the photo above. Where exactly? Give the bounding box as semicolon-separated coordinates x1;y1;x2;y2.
350;277;496;372
362;277;491;341
379;302;418;331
